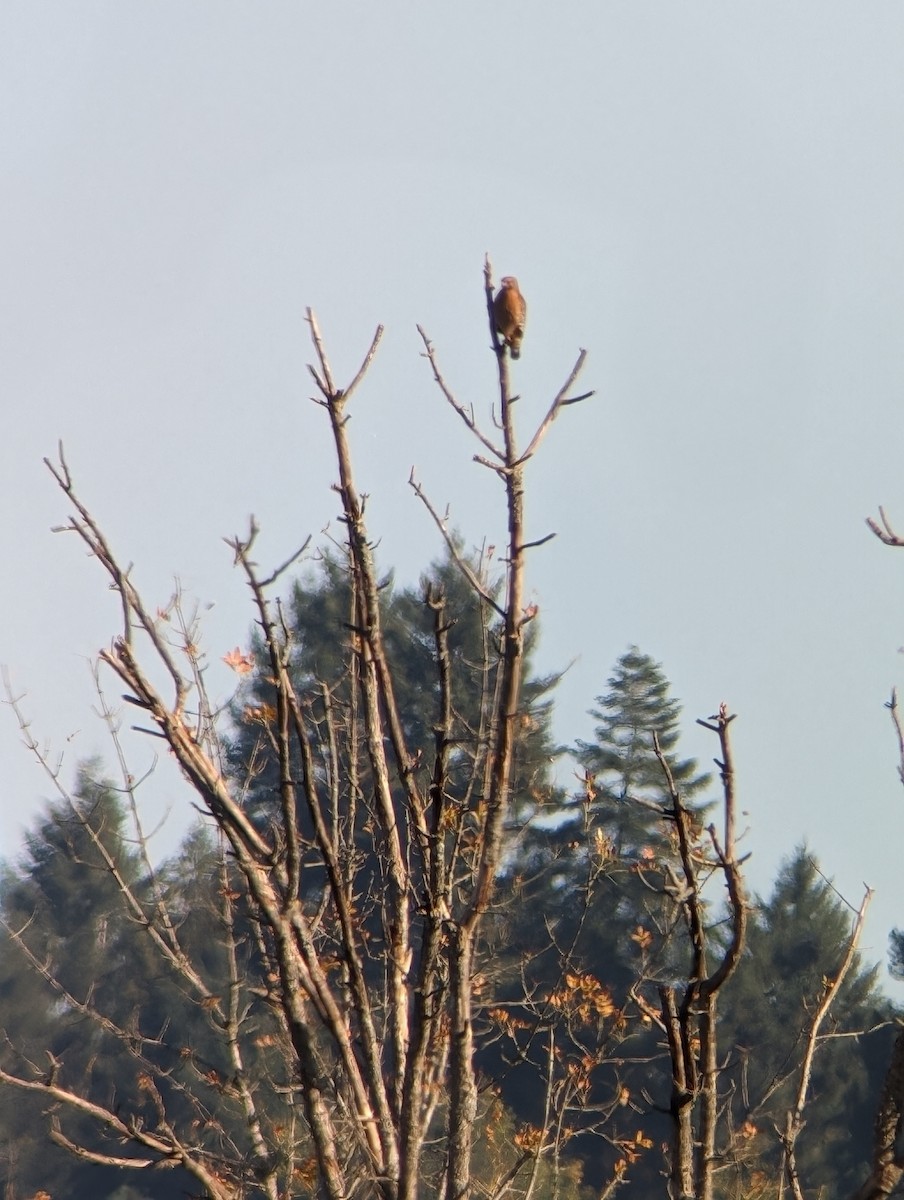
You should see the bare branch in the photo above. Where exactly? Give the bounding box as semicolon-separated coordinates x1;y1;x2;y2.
517;350;593;465
885;688;904;788
344;323;386;402
408;469;506;616
866;506;904;547
417;324;504;460
781;886;872;1200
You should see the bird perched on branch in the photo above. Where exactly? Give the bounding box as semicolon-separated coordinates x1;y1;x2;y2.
493;276;526;360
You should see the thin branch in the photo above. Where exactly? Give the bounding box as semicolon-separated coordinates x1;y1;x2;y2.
866;506;904;547
517;350;593;465
408;469;506;616
45;443;190;715
780;886;872;1200
519;533;557;552
416;324;504;461
0;1067;233;1200
885;688;904;787
344;324;386;402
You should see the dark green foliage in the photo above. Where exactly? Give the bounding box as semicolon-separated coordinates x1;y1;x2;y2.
888;926;904;981
575;644;710;855
570;646;712;987
504;647;712;994
716;848;894;1200
226;548;562;859
577;645;708;795
0;770;194;1199
0;771;297;1199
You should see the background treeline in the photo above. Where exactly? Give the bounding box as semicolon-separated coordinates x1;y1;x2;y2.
0;554;894;1200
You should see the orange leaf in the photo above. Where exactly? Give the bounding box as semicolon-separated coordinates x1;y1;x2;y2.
223;646;255;675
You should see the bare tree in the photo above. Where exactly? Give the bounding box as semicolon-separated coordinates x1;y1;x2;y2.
0;262;595;1200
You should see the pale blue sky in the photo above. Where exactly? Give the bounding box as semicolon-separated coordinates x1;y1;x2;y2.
2;3;904;986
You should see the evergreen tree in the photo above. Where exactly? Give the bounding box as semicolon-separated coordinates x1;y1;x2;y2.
716;848;893;1200
575;644;710;850
570;645;712;997
887;925;904;981
0;770;195;1199
0;772;291;1199
508;646;711;989
488;648;714;1193
0;774;589;1200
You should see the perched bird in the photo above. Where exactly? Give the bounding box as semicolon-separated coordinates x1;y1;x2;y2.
493;276;526;359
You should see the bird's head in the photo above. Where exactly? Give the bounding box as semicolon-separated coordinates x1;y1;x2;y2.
500;275;519;289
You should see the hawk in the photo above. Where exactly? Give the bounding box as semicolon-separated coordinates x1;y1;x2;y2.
493;276;526;360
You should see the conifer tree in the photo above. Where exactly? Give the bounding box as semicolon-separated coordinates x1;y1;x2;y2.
0;772;195;1199
887;926;904;981
489;649;716;1193
509;646;711;983
716;848;892;1200
576;645;709;849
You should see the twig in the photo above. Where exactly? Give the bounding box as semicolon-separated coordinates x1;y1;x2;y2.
517;351;593;465
417;325;504;461
885;689;904;787
866;507;904;547
408;469;505;616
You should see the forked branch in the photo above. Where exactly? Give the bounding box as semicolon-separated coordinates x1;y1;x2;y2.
657;705;747;1200
866;507;904;547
